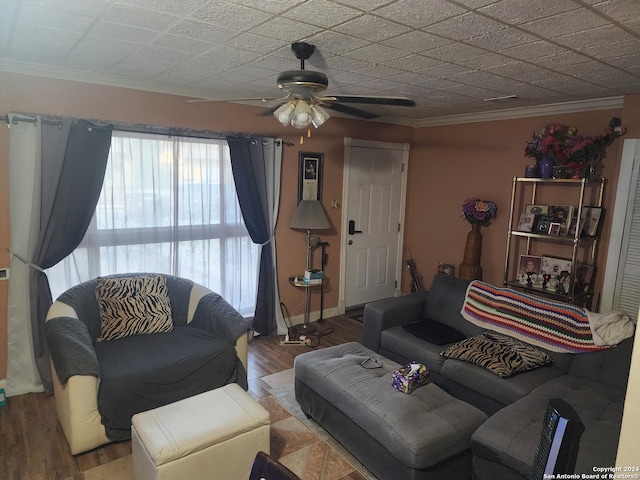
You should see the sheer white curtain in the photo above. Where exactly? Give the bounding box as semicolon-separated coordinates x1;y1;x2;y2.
48;131;259;316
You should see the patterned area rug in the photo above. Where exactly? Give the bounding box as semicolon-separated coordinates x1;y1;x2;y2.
72;383;375;480
268;383;375;480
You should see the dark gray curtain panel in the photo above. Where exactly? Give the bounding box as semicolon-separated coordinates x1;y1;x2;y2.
31;119;112;394
227;136;276;335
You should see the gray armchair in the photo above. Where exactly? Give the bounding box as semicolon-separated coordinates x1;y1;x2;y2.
45;273;252;454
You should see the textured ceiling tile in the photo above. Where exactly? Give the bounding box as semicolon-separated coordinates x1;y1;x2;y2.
333;0;397;11
426;12;507;40
356;64;405;78
102;3;178;31
226;0;306;15
533;51;596;68
381;30;453;53
226;33;283;56
191;1;273;30
423;42;487;61
109;55;177;77
580;39;640;61
116;0;207;16
249;17;323;41
344;43;409;63
90;22;159;44
455;52;514;70
75;35;141;55
521;9;609;38
465;28;540;50
479;0;580;25
333;14;411;42
306;31;371;55
497;41;569;61
589;0;640;22
153;34;213;54
7;44;68;64
283;0;363;28
382;54;443;71
17;5;94;32
169;19;236;43
555;25;637;50
20;0;108;17
419;62;472;78
62;48;130;71
376;0;468;28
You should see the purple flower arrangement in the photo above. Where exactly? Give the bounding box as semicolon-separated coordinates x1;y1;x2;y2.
462;198;497;226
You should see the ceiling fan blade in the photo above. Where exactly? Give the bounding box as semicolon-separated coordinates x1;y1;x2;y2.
329;95;416;107
322;102;379;120
185;96;270;104
258;103;287;116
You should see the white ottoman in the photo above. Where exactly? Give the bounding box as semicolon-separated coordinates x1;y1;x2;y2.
132;383;271;480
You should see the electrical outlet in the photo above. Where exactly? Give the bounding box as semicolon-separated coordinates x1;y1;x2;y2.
0;268;9;280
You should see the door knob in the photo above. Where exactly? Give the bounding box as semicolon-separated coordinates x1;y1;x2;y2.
348;220;363;235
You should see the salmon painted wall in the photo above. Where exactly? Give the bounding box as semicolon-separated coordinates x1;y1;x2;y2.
403;110;629;295
0;70;637;383
0;71;413;380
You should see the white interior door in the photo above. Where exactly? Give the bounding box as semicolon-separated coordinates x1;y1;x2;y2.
341;139;408;309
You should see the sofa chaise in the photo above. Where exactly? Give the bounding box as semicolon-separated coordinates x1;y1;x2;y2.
45;273;252;454
363;274;634;478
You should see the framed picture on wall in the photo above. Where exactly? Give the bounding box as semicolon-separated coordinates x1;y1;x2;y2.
298;152;323;202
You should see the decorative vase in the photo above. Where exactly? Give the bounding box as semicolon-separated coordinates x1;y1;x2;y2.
458;223;483;280
524;163;539;178
539;157;554;179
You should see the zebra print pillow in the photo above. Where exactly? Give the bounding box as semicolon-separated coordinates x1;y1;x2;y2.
440;331;552;378
96;274;174;342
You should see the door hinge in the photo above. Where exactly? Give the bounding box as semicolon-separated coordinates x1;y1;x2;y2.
395;280;397;288
398;223;401;232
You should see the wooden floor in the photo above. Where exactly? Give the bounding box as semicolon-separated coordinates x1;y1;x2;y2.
0;314;363;480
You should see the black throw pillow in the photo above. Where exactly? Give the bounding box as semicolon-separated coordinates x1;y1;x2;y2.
402;318;466;345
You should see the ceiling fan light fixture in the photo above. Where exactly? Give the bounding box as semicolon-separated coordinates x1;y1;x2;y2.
310;104;330;128
291;100;313;128
273;101;296;126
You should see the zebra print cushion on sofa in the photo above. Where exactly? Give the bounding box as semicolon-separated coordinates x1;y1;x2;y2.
96;274;173;342
440;331;552;378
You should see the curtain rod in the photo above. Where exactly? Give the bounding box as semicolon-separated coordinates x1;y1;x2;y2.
3;113;112;131
3;113;290;144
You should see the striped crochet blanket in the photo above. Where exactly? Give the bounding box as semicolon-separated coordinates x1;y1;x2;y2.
461;281;609;353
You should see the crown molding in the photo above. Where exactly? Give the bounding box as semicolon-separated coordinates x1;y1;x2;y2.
0;60;626;128
411;96;625;127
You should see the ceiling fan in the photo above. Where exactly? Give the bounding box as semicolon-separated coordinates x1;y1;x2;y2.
190;42;416;129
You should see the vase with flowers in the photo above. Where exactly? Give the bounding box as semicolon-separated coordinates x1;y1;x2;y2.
459;198;497;280
524;117;624;179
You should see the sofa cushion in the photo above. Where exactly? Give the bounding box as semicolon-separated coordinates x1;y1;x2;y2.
471;375;627;478
380;326;451;373
96;274;173;341
402;318;466;345
422;275;483;338
440;332;552;378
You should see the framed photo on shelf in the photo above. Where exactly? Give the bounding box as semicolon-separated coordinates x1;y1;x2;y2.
298;152;323;202
533;216;553;235
541;255;572;277
525;204;549;215
574;263;596;293
517;213;536;232
580;206;603;236
549;205;574;234
548;222;561;236
519;255;542;275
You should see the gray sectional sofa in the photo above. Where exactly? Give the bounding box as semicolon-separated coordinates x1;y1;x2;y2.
362;274;634;479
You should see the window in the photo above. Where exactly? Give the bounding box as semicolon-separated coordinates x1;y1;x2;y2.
48;130;259;316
